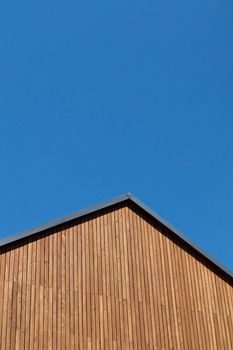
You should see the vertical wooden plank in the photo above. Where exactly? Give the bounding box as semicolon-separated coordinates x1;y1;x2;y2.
127;207;143;350
122;207;134;348
33;239;40;350
1;248;10;350
159;231;174;349
95;214;102;350
124;207;138;349
210;270;223;349
85;219;92;350
61;228;66;350
7;244;19;349
172;242;189;349
142;216;158;349
81;220;87;349
131;209;147;349
48;233;53;350
20;243;29;350
43;235;49;350
190;253;206;349
15;245;23;350
189;253;207;349
139;214;155;349
92;218;97;349
215;275;227;347
154;226;170;349
111;209;122;350
69;226;75;350
24;240;32;350
198;258;213;348
5;247;15;350
77;221;83;349
56;230;62;350
0;251;6;344
216;275;231;348
179;244;197;349
148;221;163;349
65;227;70;350
29;239;37;350
184;247;200;349
207;265;219;349
73;224;79;349
221;277;231;348
100;213;110;349
104;211;113;350
38;236;45;350
89;216;96;350
116;207;128;348
165;237;181;349
225;282;233;347
107;210;117;350
203;262;218;349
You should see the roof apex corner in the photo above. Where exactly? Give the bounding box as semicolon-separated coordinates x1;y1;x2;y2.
0;193;232;282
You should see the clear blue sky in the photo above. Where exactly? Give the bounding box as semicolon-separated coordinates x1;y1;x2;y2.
0;0;232;272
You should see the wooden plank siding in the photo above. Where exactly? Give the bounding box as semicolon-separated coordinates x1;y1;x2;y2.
0;203;232;349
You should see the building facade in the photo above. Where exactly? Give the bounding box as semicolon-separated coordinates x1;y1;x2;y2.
0;194;232;349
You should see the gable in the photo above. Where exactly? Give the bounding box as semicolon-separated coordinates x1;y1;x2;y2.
1;193;232;283
0;203;232;349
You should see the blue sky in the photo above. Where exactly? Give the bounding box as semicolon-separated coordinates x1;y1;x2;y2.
0;0;232;272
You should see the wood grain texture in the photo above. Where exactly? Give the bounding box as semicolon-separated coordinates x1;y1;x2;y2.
0;203;232;349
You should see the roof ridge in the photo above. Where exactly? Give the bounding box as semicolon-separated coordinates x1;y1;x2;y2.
1;193;232;282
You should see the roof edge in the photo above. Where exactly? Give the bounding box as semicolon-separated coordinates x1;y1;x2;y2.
1;193;232;282
0;193;130;247
127;193;233;281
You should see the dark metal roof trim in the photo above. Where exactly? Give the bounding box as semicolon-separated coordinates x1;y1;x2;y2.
127;193;233;281
1;193;232;281
0;194;129;247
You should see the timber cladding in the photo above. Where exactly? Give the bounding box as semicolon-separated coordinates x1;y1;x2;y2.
0;200;232;349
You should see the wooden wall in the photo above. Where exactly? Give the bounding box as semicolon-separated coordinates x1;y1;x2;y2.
0;204;232;349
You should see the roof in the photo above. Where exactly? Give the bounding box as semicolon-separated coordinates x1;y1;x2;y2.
1;193;232;281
